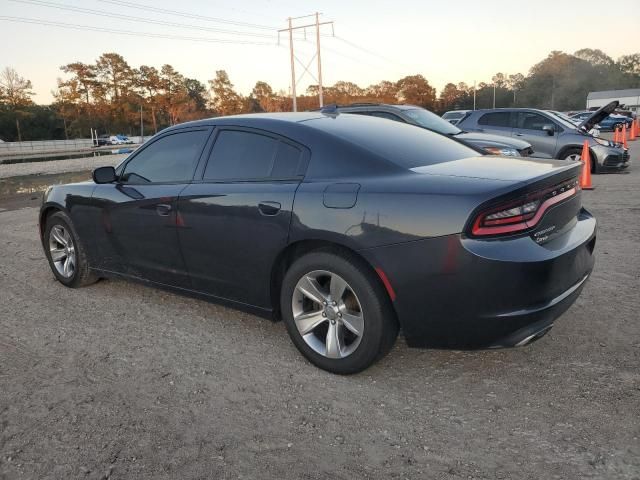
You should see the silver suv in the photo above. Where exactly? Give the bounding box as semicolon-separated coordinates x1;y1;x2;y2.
457;101;629;172
329;104;533;157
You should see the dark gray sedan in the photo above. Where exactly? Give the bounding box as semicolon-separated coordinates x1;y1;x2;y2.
39;112;596;374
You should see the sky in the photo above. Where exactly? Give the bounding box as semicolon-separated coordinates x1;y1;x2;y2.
1;0;639;104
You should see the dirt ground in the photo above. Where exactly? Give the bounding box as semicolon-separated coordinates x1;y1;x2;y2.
0;145;639;479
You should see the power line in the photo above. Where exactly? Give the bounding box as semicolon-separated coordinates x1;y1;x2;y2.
8;0;279;39
0;16;277;45
96;0;278;31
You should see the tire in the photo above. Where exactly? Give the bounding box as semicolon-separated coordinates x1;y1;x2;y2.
44;211;98;288
559;147;582;162
560;147;598;173
280;250;398;374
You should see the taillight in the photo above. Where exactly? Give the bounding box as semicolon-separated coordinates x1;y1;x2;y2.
471;178;580;237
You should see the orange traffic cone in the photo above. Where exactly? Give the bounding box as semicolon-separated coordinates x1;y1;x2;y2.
613;127;619;144
622;124;628;148
580;140;593;190
631;120;637;141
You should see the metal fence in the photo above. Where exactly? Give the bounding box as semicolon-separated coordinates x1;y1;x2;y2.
0;137;148;156
0;139;94;155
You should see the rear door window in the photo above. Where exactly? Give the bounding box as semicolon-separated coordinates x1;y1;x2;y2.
478;112;512;127
203;130;303;181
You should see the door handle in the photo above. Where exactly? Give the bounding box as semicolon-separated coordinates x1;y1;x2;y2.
156;203;172;216
514;132;524;136
258;201;281;216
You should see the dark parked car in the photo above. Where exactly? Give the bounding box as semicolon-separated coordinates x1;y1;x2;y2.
40;113;596;373
569;111;633;131
95;134;111;147
457;102;629;172
329;103;534;157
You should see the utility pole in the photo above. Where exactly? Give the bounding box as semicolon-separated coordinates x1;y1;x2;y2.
287;17;297;112
493;83;496;109
315;12;324;107
279;13;334;111
473;81;476;110
140;104;143;143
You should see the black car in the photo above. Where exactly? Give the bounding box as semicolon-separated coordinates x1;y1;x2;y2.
95;134;111;147
40;113;596;374
328;103;535;157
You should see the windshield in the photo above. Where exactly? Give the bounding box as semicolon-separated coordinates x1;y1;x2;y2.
546;111;579;130
404;108;461;135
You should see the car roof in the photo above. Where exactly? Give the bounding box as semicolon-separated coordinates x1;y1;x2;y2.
331;103;420;111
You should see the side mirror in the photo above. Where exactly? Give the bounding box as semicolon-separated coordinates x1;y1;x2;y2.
92;166;117;184
542;125;555;136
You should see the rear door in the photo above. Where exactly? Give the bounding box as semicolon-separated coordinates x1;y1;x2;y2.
177;127;308;308
512;112;558;158
92;127;211;287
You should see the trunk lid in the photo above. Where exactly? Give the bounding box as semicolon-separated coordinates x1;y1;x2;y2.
409;156;583;243
410;155;578;182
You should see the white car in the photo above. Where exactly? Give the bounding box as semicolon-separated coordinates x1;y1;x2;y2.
109;136;126;145
442;110;471;125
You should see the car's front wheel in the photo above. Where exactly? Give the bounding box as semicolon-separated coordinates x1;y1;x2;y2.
44;211;98;288
281;250;398;374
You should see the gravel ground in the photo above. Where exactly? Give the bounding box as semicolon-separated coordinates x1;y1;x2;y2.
0;146;639;479
0;154;127;179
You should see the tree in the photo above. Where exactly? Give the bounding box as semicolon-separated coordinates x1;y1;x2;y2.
491;72;507;88
60;62;96;105
618;54;640;76
158;64;190;125
95;53;132;102
208;70;243;116
396;74;436;109
438;83;465;111
184;78;208;112
136;65;162;133
365;81;399;103
0;67;35;141
251;80;275;112
574;48;614;66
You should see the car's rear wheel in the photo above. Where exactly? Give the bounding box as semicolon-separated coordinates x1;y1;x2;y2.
281;250;398;374
44;211;98;288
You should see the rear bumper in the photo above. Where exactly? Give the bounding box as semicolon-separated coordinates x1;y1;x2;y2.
360;208;596;349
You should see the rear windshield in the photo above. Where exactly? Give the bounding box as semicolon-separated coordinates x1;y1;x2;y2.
443;112;465;119
305;114;478;169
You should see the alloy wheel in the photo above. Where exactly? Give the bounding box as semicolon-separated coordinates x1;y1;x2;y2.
49;225;76;278
566;153;582;162
292;270;364;359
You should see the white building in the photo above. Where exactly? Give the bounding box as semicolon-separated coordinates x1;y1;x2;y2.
586;88;640;115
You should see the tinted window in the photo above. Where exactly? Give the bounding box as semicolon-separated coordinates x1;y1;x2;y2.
369;111;405;122
204;130;302;180
518;112;554;131
478;112;511;127
272;142;302;177
306;114;477;169
121;130;208;183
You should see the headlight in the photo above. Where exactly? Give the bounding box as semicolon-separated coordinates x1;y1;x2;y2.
594;137;612;147
484;146;520;156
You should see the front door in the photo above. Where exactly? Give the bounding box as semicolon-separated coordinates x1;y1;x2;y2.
92;128;211;287
512;112;558;158
177;128;308;308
